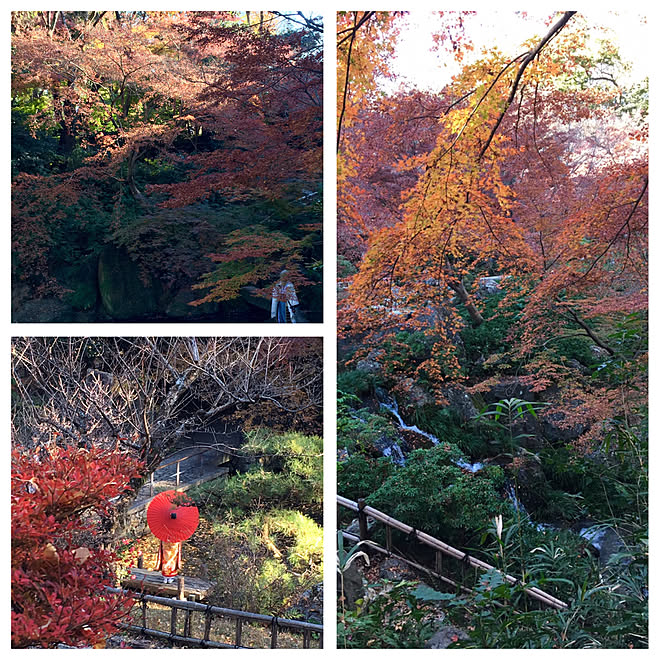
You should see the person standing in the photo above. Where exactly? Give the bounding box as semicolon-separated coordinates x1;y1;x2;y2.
156;539;182;584
271;270;299;323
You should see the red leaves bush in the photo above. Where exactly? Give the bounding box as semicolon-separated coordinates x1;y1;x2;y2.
11;444;143;648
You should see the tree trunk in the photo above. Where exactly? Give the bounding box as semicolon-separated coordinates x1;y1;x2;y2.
448;278;484;326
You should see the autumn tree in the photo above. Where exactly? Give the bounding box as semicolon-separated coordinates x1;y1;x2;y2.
341;11;646;376
11;11;322;317
11;444;143;648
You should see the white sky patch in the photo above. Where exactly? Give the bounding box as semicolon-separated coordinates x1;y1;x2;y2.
386;10;648;94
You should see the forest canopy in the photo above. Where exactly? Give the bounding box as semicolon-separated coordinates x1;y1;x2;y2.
11;11;323;322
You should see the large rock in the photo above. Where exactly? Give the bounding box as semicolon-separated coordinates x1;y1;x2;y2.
483;377;538;404
442;384;479;422
378;558;418;581
425;625;469;649
355;351;383;376
338;561;365;610
12;296;75;323
98;245;165;320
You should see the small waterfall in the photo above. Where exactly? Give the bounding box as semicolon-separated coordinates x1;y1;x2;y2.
454;458;485;473
578;526;608;551
378;391;488;472
506;483;528;515
505;483;553;533
382;443;406;466
379;398;441;445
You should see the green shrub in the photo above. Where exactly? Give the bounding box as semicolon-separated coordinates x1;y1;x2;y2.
189;429;322;521
337;454;396;502
366;445;506;545
208;509;323;615
337;370;381;397
338;580;437;649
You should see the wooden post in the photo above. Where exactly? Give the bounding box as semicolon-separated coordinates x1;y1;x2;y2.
184;599;192;638
303;629;311;649
137;554;144;569
150;472;154;497
385;525;392;555
177;576;185;600
170;606;178;636
270;619;278;649
434;550;443;576
203;608;213;642
235;617;243;648
176;460;181;487
357;498;368;540
141;598;147;629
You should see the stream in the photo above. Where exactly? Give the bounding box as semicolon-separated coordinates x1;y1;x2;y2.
376;391;611;549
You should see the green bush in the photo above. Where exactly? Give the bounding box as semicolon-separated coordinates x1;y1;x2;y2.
366;445;506;545
337;370;381;397
208;509;323;616
189;429;322;521
338;580;436;649
338;407;399;455
337;454;396;502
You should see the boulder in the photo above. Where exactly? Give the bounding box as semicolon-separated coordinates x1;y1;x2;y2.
398;378;435;409
378;558;417;581
442;384;479;422
425;625;469;649
356;351;383;376
483;377;538;404
338;561;365;610
477;275;503;297
12;296;76;323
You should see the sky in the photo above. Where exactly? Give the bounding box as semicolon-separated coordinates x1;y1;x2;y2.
387;10;648;93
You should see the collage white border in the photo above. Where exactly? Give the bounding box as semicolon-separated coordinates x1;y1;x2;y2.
4;2;657;656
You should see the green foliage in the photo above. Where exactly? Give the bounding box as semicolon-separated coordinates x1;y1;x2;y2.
379;331;432;384
337;454;395;503
551;335;600;369
337;255;358;278
337;405;398;456
420;529;647;648
474;397;549;455
594;311;647;386
337;370;381;398
459;290;524;375
209;509;323;616
188;428;323;617
189;429;322;521
367;444;506;543
410;405;489;457
338;580;436;649
539;417;647;522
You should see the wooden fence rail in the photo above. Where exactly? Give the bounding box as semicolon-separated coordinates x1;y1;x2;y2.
337;494;567;610
149;449;212;496
105;587;323;649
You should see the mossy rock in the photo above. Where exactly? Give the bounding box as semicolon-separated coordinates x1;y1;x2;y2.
98;245;165;319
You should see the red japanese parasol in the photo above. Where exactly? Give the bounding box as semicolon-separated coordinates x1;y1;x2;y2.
147;490;199;542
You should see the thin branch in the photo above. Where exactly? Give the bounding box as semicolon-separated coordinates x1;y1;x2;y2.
478;11;577;160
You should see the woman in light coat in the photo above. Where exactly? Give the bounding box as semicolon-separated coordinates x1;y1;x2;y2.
271;270;299;323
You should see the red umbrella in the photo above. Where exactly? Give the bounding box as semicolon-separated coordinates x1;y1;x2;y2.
147;490;199;542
